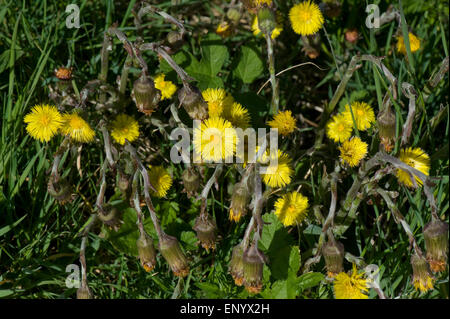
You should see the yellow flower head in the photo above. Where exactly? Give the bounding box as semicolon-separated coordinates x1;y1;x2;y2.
289;1;324;36
342;101;375;131
223;102;251;129
193;117;238;162
24;104;63;142
216;21;233;38
148;165;173;198
396;147;430;188
110;114;140;145
338;137;368;167
326;113;353;143
260;149;293;188
268;110;297;136
274;191;309;226
333;264;369;299
154;74;177;100
61;113;95;143
202;88;227;117
397;32;421;55
252;12;284;39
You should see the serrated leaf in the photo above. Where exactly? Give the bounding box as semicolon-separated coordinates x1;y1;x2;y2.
233;46;264;84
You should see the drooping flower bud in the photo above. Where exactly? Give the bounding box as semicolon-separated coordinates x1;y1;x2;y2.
229;244;245;286
411;253;434;293
424;219;449;273
159;233;190;277
117;171;130;194
97;206;122;230
47;175;73;205
132;74;161;115
322;238;344;278
229;182;250;222
243;243;266;294
165;31;185;54
377;106;396;152
226;8;242;23
257;7;276;36
178;84;209;121
137;232;157;272
193;213;217;251
181;168;200;197
76;283;93;299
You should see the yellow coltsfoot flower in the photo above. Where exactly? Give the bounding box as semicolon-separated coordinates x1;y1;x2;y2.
61;113;95;143
289;1;324;36
148;165;173;198
396;147;430;188
338;136;368;167
154;74;177;100
223;102;251;129
193;117;238;162
333;264;369;299
273;191;309;226
342;101;375;131
24;104;63;142
260;149;294;188
267;110;297;136
326;113;353;143
110;114;140;145
252;12;283;39
202;88;228;118
397;32;421;55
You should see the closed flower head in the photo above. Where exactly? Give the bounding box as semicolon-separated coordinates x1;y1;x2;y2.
24;104;63;142
333;264;369;299
396;147;430;188
252;11;283;39
61;113;95;143
338;136;368;167
411;253;434;293
326;113;353;143
342;101;375;131
274;191;309;226
289;1;324;36
110;114;139;145
148;165;172;198
397;32;421;55
268;110;297;136
154;74;177;100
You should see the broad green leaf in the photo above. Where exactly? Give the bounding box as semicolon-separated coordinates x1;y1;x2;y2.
180;231;198;250
258;213;293;253
233;46;264;84
297;272;324;293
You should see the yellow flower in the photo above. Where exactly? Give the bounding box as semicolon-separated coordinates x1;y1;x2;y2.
342;101;375;131
338;137;368;167
193;117;238;162
252;13;283;39
154;74;177;100
24;104;63;142
110;114;139;145
223;102;251;129
333;264;369;299
289;1;324;36
148;165;173;198
260;149;293;188
326;113;352;143
273;191;309;226
397;32;421;55
396;147;430;188
202;88;227;118
61;113;95;143
254;0;272;5
268;110;297;136
216;21;233;38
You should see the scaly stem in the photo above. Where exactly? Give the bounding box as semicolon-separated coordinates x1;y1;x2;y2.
265;33;279;115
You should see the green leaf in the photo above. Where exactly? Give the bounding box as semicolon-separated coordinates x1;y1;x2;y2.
233;46;264;84
180;231;198;250
195;282;225;298
270;245;301;280
297;272;324;293
258;213;293;253
267;274;299;299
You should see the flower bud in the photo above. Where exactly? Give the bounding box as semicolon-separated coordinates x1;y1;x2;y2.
424;219;449;273
137;232;157;272
76;284;93;299
166;31;185;54
229;182;250;222
411;253;434;293
322;238;344;278
229;244;245;286
117;171;130;194
345;29;359;44
178;84;209;121
55;66;73;91
132;74;161;115
377;106;396;152
98;206;122;230
243;243;266;294
193;213;217;251
257;7;276;36
182;168;200;197
159;233;190;277
227;8;242;23
47;175;73;204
